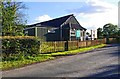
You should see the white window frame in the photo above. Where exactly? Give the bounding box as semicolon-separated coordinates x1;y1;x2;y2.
48;28;57;33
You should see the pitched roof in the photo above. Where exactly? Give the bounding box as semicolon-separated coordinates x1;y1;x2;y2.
28;14;73;27
28;14;87;30
71;24;87;30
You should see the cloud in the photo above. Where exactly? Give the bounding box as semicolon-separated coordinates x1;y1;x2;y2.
69;0;118;30
68;2;109;14
17;0;87;2
35;15;52;23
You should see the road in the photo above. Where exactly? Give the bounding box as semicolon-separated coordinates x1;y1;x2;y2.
2;44;120;77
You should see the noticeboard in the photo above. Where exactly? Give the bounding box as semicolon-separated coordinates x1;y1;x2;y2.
76;30;80;38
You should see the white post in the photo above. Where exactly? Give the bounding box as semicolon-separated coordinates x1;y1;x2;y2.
84;30;86;41
91;30;92;40
69;23;71;41
35;27;37;37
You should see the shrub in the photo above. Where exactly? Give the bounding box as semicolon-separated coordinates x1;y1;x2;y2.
116;37;120;43
1;36;40;60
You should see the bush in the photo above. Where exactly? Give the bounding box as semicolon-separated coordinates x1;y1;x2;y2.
116;37;120;43
1;36;40;60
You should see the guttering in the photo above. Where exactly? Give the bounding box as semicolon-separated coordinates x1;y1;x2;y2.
24;27;35;30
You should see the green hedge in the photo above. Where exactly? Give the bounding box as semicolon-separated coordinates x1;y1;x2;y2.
116;37;120;43
1;36;40;60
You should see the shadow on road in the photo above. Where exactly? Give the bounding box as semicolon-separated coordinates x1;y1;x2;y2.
85;64;120;78
105;44;120;57
80;44;120;79
105;44;120;47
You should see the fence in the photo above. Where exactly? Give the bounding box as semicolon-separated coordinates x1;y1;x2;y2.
107;37;120;44
40;39;106;53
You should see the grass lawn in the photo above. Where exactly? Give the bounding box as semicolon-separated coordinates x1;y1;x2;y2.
1;44;106;71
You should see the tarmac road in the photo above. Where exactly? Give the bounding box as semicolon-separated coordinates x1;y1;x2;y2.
2;44;120;77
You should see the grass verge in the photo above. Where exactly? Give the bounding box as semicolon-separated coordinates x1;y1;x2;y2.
1;44;106;71
51;44;106;56
1;55;54;71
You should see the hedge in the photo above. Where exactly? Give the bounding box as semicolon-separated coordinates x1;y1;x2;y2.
116;37;120;43
1;36;40;60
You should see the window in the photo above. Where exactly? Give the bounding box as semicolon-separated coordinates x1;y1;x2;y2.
70;29;76;36
48;28;56;33
25;30;28;35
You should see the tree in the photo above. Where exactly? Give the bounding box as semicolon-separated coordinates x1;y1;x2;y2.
101;23;119;43
97;27;103;39
118;28;120;36
1;0;27;36
103;23;119;37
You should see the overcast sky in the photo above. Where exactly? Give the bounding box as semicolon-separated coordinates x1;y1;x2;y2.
23;0;119;30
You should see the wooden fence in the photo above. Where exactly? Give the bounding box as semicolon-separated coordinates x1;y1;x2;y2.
107;37;120;44
40;39;106;53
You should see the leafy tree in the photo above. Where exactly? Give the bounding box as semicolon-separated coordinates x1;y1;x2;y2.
100;23;119;43
103;23;119;37
97;27;103;39
0;1;2;36
1;0;27;36
118;28;120;36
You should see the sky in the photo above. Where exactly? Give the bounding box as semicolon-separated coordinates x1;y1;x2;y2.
22;0;119;31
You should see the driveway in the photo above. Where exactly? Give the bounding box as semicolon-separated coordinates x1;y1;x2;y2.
2;44;120;77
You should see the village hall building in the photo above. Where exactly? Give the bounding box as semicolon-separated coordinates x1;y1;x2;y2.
24;14;87;41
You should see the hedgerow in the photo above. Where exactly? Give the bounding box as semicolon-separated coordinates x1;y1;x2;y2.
1;36;40;60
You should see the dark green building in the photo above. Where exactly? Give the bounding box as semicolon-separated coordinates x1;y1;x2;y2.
24;14;87;41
